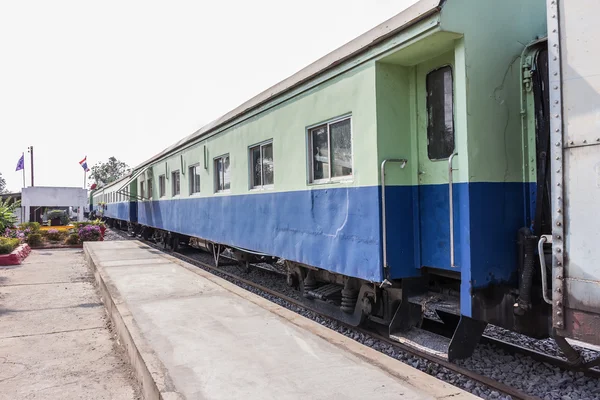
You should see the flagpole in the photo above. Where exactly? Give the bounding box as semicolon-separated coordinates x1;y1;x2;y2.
28;146;34;187
21;152;25;189
84;168;86;189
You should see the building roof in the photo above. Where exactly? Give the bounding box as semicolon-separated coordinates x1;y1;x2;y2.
0;192;21;200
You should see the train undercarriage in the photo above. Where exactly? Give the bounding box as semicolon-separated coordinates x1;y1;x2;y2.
98;215;600;369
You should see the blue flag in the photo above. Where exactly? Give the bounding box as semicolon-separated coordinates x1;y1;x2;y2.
15;154;24;171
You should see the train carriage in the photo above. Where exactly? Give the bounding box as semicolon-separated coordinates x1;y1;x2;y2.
98;0;600;365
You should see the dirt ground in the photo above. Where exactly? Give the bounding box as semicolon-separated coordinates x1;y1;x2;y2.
0;248;141;400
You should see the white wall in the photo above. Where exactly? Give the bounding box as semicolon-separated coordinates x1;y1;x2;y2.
21;186;87;222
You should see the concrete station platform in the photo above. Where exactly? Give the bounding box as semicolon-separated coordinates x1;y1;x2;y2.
0;248;140;400
85;241;477;400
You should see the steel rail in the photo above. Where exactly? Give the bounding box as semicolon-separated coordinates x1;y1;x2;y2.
480;336;600;379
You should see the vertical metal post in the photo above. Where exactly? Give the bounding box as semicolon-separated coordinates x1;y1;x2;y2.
28;146;34;187
380;158;408;286
547;0;565;330
449;152;458;268
21;152;25;189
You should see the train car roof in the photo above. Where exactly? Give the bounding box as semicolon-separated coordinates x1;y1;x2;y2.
93;173;131;192
133;0;443;172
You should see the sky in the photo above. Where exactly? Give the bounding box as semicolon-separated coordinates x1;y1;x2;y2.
0;0;419;193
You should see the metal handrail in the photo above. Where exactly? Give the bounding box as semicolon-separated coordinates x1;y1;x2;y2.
380;158;408;286
538;235;553;305
449;152;458;268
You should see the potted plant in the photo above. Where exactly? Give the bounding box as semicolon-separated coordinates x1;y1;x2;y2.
92;219;106;236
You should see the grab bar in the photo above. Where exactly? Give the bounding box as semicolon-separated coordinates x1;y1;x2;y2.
380;158;408;286
449;153;458;268
538;235;553;305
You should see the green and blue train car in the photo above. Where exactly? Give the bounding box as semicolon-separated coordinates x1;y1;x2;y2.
96;0;600;361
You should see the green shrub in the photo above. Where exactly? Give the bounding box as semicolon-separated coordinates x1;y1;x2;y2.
19;222;41;233
90;219;105;228
26;233;43;247
18;222;41;233
0;237;20;254
46;210;63;219
65;233;80;245
72;222;92;228
46;210;69;226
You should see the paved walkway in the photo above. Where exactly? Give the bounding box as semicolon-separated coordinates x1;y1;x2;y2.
86;241;477;400
0;248;140;400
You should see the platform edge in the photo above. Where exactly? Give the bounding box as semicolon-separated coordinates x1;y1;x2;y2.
84;242;184;400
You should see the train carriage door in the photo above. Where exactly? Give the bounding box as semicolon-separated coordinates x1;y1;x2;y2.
415;52;460;272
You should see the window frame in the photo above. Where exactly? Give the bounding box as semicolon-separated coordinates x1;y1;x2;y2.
147;177;153;200
307;115;353;184
171;170;181;197
189;164;201;195
159;174;166;198
248;140;274;190
425;64;455;161
213;154;231;193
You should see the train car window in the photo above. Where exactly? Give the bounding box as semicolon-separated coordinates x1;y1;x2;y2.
171;170;181;196
249;141;274;189
189;165;201;194
330;119;352;178
140;181;145;200
147;178;153;199
214;155;231;192
308;117;352;182
159;175;166;198
426;66;455;160
310;125;329;181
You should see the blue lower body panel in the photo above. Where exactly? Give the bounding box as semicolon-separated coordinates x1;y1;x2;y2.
416;182;532;316
138;187;384;282
105;202;130;222
118;182;532;314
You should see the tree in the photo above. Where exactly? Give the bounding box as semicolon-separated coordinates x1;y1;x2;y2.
0;196;20;231
0;173;7;194
89;157;131;186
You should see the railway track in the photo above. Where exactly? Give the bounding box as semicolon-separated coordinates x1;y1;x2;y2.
109;229;598;399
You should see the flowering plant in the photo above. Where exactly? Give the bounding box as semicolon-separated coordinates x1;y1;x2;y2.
46;229;63;241
78;225;102;242
3;227;27;242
